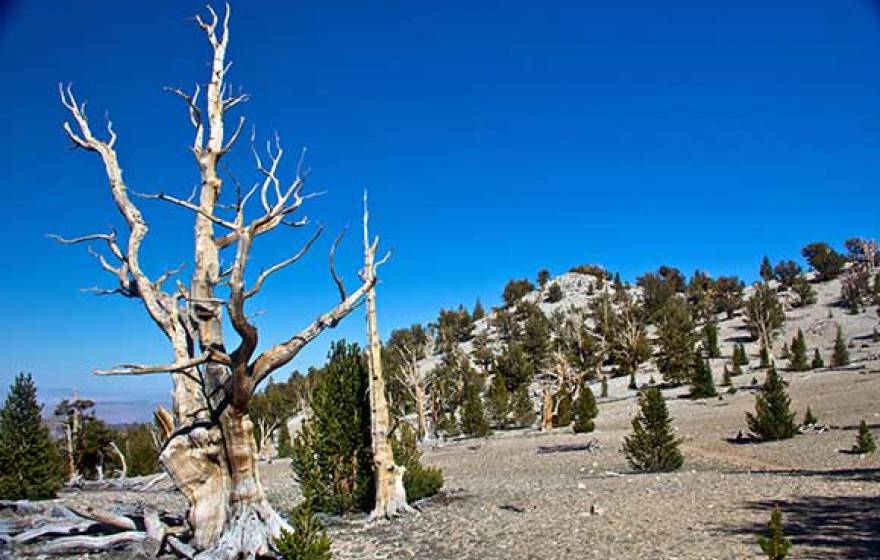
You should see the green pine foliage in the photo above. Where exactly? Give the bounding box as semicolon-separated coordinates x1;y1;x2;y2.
721;365;732;387
788;329;808;371
802;407;818;427
509;386;536;427
853;420;876;454
503;278;535;307
734;343;749;367
759;256;774;283
791;277;816;307
655;298;698;385
572;385;598;433
622;387;683;473
274;499;332;560
460;373;491;437
780;343;790;360
758;508;792;560
291;341;374;515
746;368;797;442
120;423;161;476
832;327;849;367
801;242;845;281
277;421;294;459
485;373;511;429
704;322;721;358
472;299;486;321
553;387;573;428
690;356;717;399
537;269;550;288
391;423;443;501
759;345;771;368
811;349;824;370
0;373;64;500
546;283;564;303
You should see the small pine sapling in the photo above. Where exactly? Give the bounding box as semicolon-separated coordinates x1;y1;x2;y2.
853;420;876;454
802;406;818;427
811;349;824;370
758;508;792;560
600;376;608;398
572;385;598;433
274;499;332;560
746;368;797;442
622;387;683;472
832;327;849;367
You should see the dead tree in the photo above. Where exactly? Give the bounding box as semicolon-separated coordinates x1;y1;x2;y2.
393;336;435;441
362;197;414;521
52;5;386;558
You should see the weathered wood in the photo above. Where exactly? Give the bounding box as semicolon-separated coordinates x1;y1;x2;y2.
363;195;412;522
12;520;97;544
142;507;165;557
67;505;137;531
37;531;147;555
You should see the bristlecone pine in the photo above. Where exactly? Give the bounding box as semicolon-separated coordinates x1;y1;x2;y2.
622;387;683;472
746;368;797;441
274;500;332;560
52;5;389;556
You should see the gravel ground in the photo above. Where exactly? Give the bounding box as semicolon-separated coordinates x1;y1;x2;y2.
21;366;880;560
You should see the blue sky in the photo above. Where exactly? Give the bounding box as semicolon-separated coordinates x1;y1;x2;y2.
1;1;878;421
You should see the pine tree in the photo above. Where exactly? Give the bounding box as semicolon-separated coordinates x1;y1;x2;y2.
721;364;732;387
460;375;491;437
811;349;824;369
760;256;774;283
600;375;608;398
537;269;550;288
572;385;598;433
690;356;717;399
545;283;564;303
758;508;792;560
853;420;876;454
391;423;443;501
655;298;698;385
553;387;573;428
780;342;790;360
291;341;374;514
735;343;749;367
510;386;536;427
759;345;770;368
472;299;486;321
832;326;849;367
802;406;818;427
746;368;797;441
622;387;683;472
788;329;808;371
274;499;332;560
0;373;64;500
485;373;511;429
704;322;721;358
276;421;294;459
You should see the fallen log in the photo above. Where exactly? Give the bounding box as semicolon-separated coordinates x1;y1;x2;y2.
36;530;148;556
67;504;137;531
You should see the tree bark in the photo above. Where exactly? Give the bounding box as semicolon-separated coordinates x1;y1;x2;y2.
363;197;413;521
541;387;554;432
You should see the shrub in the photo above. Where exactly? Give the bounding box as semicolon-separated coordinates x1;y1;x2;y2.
853;420;876;454
392;423;443;502
758;508;792;560
622;387;683;472
746;368;797;441
275;499;332;560
572;385;598;433
0;373;64;500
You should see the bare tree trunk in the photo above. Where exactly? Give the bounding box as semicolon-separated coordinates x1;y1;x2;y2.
364;196;413;521
541;387;554;432
414;383;428;441
55;6;387;557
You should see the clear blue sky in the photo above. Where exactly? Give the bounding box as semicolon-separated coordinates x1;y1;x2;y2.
1;1;878;420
